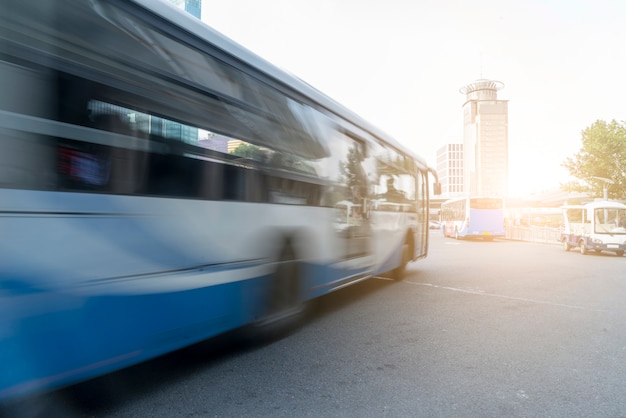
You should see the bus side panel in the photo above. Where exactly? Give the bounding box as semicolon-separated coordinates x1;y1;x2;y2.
0;275;269;402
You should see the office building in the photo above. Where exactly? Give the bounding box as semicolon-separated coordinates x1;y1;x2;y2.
460;79;508;196
436;143;464;197
167;0;202;19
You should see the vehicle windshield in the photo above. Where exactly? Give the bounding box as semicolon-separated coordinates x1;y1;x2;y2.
469;198;503;210
594;208;626;234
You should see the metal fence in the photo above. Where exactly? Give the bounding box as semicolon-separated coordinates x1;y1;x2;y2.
505;226;562;245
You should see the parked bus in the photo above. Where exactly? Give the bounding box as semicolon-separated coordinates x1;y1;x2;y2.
560;201;626;256
0;0;440;402
441;196;505;240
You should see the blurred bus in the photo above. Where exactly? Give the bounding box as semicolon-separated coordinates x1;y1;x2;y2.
441;196;505;240
0;0;440;402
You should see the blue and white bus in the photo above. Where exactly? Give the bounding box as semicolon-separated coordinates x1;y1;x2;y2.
441;196;505;240
0;0;440;402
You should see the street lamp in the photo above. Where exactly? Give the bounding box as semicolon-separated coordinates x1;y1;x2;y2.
590;176;614;200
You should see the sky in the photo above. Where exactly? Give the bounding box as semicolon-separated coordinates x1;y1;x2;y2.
198;0;626;197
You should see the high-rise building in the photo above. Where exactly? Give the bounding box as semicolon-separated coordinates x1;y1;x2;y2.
460;79;508;197
184;0;201;19
164;0;203;144
436;143;464;197
167;0;202;19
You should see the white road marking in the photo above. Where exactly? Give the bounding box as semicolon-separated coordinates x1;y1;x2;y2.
406;281;610;313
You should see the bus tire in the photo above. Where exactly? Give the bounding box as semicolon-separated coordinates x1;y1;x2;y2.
616;250;624;257
392;239;411;281
250;238;306;340
579;240;588;255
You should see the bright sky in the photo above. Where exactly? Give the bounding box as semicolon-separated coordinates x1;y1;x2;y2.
200;0;626;197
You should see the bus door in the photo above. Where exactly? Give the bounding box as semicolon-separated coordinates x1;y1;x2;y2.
414;169;428;257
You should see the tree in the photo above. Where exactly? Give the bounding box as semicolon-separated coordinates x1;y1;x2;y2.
562;119;626;199
232;142;266;161
338;145;366;199
232;142;315;174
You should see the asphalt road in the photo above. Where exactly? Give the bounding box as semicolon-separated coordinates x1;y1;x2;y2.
8;234;626;417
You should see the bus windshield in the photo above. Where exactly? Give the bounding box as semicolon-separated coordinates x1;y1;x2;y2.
594;208;626;234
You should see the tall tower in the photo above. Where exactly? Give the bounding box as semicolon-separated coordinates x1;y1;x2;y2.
460;79;508;197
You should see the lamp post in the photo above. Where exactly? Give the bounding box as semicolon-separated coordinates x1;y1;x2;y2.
591;176;614;200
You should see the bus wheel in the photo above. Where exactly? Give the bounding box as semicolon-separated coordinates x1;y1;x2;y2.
579;240;588;255
392;240;410;281
616;250;624;257
562;238;571;252
251;240;306;340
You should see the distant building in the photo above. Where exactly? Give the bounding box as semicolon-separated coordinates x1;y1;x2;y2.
227;139;245;154
157;1;203;145
183;0;201;19
198;132;230;153
436;143;464;198
460;79;509;197
149;116;198;145
167;0;202;19
88;101;198;145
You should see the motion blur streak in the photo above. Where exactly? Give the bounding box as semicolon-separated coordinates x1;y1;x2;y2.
0;0;439;403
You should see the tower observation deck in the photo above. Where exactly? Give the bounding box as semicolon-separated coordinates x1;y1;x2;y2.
459;79;504;101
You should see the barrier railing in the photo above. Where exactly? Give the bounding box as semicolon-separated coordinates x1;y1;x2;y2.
505;226;561;245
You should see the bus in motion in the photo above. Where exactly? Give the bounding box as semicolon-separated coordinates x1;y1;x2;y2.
0;0;440;402
441;196;505;240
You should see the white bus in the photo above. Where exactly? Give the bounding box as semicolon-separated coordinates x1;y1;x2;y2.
560;200;626;256
441;196;505;240
0;0;440;402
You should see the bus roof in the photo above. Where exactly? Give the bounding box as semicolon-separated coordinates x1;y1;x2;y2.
130;0;429;171
561;200;626;210
441;196;504;205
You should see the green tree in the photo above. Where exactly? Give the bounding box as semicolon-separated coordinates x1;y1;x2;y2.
232;142;315;174
338;145;366;199
232;142;265;160
562;119;626;199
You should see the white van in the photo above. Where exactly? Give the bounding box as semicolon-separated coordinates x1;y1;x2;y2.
560;200;626;256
